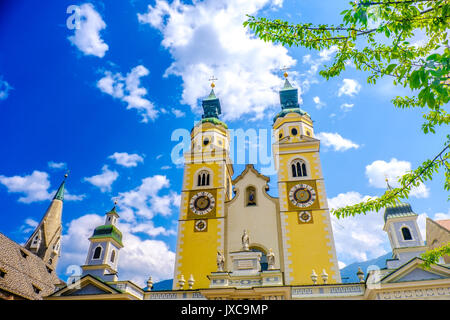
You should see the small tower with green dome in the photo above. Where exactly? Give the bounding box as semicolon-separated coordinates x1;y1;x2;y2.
81;201;124;282
383;178;427;269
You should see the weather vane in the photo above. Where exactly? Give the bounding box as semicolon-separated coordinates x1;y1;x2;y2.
209;75;218;88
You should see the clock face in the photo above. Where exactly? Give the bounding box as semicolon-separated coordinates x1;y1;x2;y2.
190;191;215;215
289;183;316;208
298;211;312;223
194;219;207;232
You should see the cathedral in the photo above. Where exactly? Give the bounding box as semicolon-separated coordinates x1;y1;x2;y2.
0;74;449;300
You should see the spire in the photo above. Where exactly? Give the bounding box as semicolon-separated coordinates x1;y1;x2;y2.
201;76;222;119
279;69;299;110
385;176;393;191
53;173;68;201
273;68;308;123
24;173;66;268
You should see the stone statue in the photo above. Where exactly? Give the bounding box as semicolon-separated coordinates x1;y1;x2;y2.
242;229;250;251
217;250;225;272
247;188;256;206
267;248;275;270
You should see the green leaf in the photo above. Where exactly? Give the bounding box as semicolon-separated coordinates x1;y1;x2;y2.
385;63;397;74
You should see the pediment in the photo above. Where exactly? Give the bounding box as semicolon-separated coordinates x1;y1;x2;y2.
51;275;120;297
233;164;270;185
382;258;450;284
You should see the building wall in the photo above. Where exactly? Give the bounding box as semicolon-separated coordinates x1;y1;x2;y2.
390;219;423;248
274;116;341;286
225;168;281;270
426;218;450;264
173;123;232;290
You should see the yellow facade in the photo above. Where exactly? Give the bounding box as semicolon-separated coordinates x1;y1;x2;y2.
273;112;341;285
173;122;233;290
174;81;340;289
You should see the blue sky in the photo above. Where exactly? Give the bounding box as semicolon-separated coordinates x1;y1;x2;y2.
0;0;448;286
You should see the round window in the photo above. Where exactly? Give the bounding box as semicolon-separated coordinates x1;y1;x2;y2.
203;138;210;146
291;128;298;136
279;132;283;139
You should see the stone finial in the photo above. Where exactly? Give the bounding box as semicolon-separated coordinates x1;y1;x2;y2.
178;275;186;290
242;229;250;251
311;269;318;285
357;267;365;283
188;274;195;289
267;248;275;270
147;276;153;291
321;269;328;284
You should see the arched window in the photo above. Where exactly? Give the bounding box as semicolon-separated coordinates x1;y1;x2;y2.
401;227;412;240
246;186;257;206
291;159;307;178
110;250;116;263
197;170;210;186
93;246;102;259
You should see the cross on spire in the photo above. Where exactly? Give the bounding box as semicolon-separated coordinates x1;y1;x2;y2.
209;75;218;89
280;65;291;78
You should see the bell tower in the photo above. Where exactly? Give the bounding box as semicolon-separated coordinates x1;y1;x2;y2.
81;202;123;282
173;79;234;290
273;71;341;285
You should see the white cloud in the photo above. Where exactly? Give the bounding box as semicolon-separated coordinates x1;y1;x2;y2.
0;170;84;203
338;79;361;97
303;45;338;77
118;232;175;285
63;191;86;201
340;103;354;112
48;161;67;170
108;152;144;168
83;165;119;192
171;108;186;118
138;0;296;121
97;65;158;122
328;191;389;264
316;132;360;151
117;175;180;222
161;165;171;170
0;171;51;203
313;96;326;109
19;218;39;235
0;76;13;100
68;3;109;58
300;45;337;94
365;158;430;198
409;183;430;199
